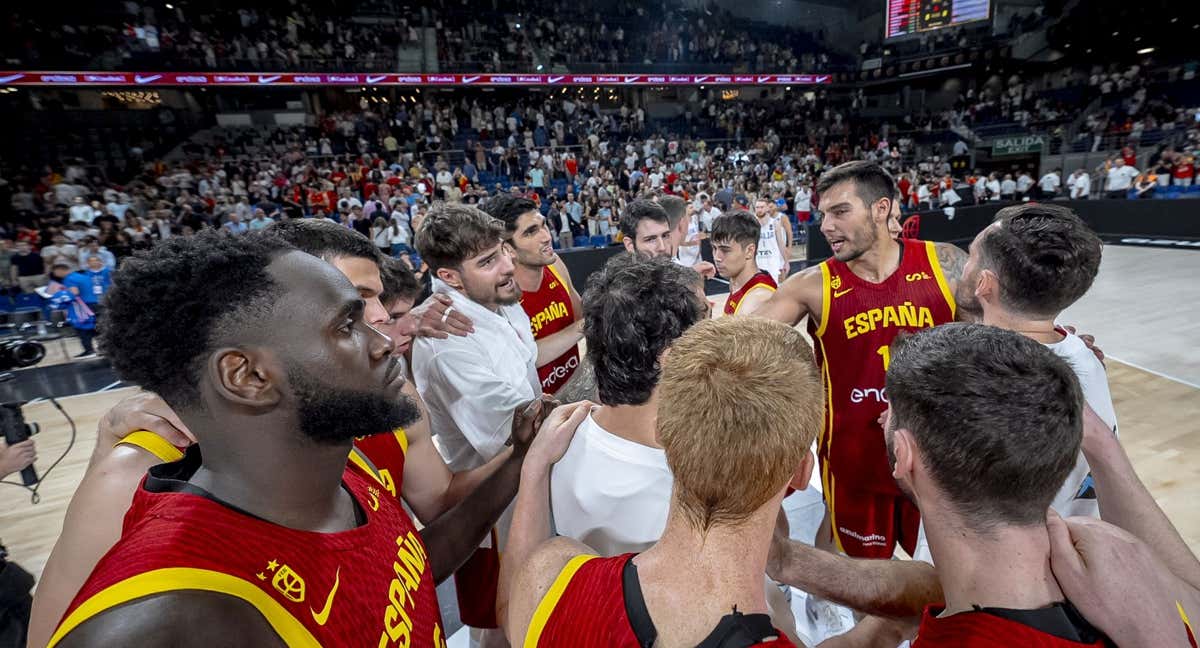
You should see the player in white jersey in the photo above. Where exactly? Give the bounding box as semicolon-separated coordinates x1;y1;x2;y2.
754;197;789;283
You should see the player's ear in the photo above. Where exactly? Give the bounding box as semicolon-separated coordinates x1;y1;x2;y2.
622;236;636;254
977;268;999;302
210;347;282;408
436;266;464;291
890;427;916;483
789;449;815;491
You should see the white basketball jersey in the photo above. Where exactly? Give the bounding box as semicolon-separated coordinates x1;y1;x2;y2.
757;215;784;275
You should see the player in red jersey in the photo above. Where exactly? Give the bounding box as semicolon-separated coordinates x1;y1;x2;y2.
480;194;586;398
499;318;911;648
751;161;967;559
47;231;450;646
28;223;524;646
884;323;1116;646
711;210;778;316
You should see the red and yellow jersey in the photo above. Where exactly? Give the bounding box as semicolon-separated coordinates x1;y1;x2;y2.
520;264;580;395
48;447;445;648
913;605;1107;647
351;428;409;499
724;270;778;316
527;554;795;648
807;238;956;496
1181;601;1198;648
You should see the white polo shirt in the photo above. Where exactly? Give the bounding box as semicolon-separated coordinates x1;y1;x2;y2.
550;411;672;556
412;278;541;472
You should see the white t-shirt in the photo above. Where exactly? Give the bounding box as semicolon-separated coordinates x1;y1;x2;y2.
677;215;701;267
1070;174;1092;198
1106;166;1138;191
1039;173;1061;193
911;332;1117;563
551;412;672;556
699;206;722;231
1016;174;1035;193
757;215;785;275
795;188;812;212
1000;179;1016;195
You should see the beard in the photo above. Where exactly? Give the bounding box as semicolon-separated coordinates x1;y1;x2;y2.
287;363;421;446
953;271;984;322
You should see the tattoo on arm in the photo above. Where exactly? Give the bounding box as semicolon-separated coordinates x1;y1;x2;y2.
936;243;968;283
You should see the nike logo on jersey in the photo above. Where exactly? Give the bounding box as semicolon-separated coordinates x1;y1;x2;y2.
834;288;853;298
311;567;341;626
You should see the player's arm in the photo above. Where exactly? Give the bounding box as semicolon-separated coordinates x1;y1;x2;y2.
933;242;968;315
30;392;194;648
1078;406;1200;590
737;286;776;317
815;616;918;647
497;403;592;639
54;591;285;648
776;221;790;280
554;257;583;316
534;320;585;368
745;264;820;326
768;525;940;619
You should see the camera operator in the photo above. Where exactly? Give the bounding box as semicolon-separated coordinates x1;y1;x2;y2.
0;434;36;648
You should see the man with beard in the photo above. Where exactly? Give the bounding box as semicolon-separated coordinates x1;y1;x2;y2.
480;194;585;397
28;222;526;647
618;199;675;259
751;160;966;561
48;230;448;646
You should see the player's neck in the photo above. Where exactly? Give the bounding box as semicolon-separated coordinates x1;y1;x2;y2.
728;263;759;294
189;414;357;533
634;503;774;643
982;308;1064;344
594;399;659;449
513;260;545;293
846;236;902;283
926;512;1066;616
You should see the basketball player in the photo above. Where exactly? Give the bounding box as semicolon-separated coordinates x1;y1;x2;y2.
710;210;777;316
499;318;908;648
619;199;674;259
479;194;585;398
886;324;1114;646
29;222;530;646
752;160;966;560
48;231;457;646
767;204;1115;620
659;194;717;277
754;196;790;283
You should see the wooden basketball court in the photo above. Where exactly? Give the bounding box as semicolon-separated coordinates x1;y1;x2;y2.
2;244;1198;590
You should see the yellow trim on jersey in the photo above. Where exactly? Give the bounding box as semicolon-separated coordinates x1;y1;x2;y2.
523;554;597;648
1179;601;1195;640
545;263;568;290
114;430;185;463
815;263;831;337
346;447;388;488
925;241;958;321
814;339;845;554
731;284;777;315
393;427;409;454
47;568;322;648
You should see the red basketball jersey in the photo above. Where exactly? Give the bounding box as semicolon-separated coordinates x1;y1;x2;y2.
913;605;1108;647
527;554;796;648
520;264;580;395
724;270;778;316
807;239;956;496
351;427;409;499
48;448;446;648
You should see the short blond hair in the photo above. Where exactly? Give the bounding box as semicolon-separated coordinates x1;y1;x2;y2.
657;317;822;531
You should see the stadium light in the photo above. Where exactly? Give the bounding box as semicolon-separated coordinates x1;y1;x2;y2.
1137;47;1155;54
165;3;173;8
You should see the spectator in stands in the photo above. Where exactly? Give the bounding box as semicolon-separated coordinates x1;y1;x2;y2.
247;208;273;231
78;238;117;271
1039;168;1062;200
986;173;1002;201
1000;174;1016;201
68;197;95;224
1173;153;1195;187
221;212;248;235
1015;170;1034;201
1104;159;1139;199
41;233;79;272
10;241;46;293
1134;171;1157;199
1068;168;1092;200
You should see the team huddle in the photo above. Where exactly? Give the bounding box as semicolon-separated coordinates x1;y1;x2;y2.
25;161;1200;647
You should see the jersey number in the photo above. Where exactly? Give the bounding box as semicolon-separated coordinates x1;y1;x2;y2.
877;345;891;371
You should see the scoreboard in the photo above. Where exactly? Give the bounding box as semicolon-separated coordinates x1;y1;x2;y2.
885;0;991;39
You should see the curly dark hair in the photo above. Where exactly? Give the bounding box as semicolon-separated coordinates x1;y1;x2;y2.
583;253;705;406
478;194;539;238
99;230;295;408
269;218;381;263
380;255;421;305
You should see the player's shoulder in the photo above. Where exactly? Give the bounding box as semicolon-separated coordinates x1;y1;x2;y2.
55;590;285;648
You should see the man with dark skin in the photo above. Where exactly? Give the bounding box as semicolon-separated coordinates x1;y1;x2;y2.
49;231;579;647
30;222;540;647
